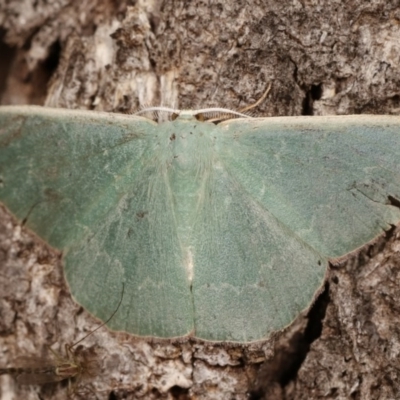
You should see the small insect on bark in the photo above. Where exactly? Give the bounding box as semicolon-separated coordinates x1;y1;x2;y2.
0;283;124;395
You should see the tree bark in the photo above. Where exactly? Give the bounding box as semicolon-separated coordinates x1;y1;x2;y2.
1;1;400;399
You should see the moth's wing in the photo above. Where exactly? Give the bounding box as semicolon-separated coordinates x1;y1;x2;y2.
191;115;400;342
15;369;65;385
1;356;61;384
0;106;193;338
220;115;400;257
8;356;54;369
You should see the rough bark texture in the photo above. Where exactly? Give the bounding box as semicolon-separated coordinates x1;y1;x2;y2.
0;0;400;399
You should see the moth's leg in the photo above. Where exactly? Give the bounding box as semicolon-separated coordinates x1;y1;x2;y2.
238;82;272;114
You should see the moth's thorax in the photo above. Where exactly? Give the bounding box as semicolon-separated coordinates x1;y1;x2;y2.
160;118;217;281
163;117;215;165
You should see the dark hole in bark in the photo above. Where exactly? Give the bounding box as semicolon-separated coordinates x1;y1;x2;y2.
31;40;61;103
302;83;323;116
170;385;190;399
0;30;16;103
250;282;330;399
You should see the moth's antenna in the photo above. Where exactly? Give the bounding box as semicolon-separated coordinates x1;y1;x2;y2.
68;283;125;350
135;106;180;116
206;83;272;123
135;84;272;123
135;106;180;122
191;108;251;118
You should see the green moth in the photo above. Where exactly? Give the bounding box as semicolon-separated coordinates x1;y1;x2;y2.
0;106;399;342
